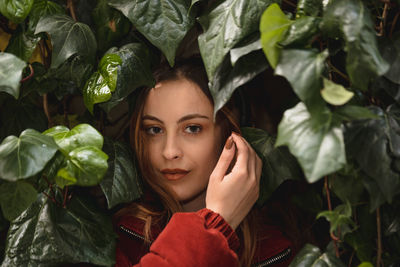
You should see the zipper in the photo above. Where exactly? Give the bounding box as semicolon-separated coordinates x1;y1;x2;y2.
252;248;291;267
119;225;148;242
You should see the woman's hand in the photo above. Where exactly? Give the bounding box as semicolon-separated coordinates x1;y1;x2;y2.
206;132;262;230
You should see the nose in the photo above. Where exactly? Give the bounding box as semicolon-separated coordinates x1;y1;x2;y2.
162;133;183;160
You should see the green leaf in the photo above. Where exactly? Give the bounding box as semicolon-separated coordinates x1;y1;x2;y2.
27;0;64;34
289;243;346;267
280;16;320;47
5;30;40;62
321;78;354;106
321;0;389;90
344;107;400;205
242;127;301;206
0;52;27;99
317;202;355;235
0;129;59;181
57;146;108;186
230;34;261;66
43;124;103;154
276;102;346;183
334;105;380;122
34;14;97;68
199;0;273;79
296;0;322;17
260;3;293;69
83;53;122;114
100;43;155;112
2;193;116;266
0;181;37;221
275;49;329;119
0;0;34;23
109;0;194;66
92;0;130;52
331;168;364;205
358;263;374;267
100;139;142;209
210;49;268;117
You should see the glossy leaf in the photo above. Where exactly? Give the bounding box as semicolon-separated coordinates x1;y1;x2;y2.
34;14;97;68
0;52;27;99
242;127;301;206
280;16;320;47
5;30;40;62
0;129;58;181
2;193;116;266
43;124;103;154
230;34;261;66
83;54;122;114
100;43;155;112
321;0;389;90
321;78;354;106
109;0;194;66
57;146;108;187
92;0;130;52
0;0;34;23
259;3;292;69
296;0;322;17
199;0;273;79
317;202;355;235
344;107;400;205
334;105;379;122
289;243;346;267
210;50;268;116
100;139;142;209
0;181;37;221
275;49;329;119
276;102;346;183
331;168;364;205
27;0;64;34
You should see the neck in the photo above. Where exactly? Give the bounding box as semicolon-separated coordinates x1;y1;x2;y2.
181;190;206;212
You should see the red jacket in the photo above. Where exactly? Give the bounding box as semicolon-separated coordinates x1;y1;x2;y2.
115;208;293;267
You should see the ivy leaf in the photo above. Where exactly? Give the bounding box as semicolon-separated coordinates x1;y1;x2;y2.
321;0;389;91
0;52;27;99
92;0;130;52
57;146;108;187
100;43;155;112
317;202;355;236
344;107;400;205
199;0;273;79
275;49;330;121
43;124;103;154
296;0;322;17
5;30;40;62
260;3;293;68
109;0;194;66
83;53;122;114
334;105;379;122
210;49;268;116
280;16;320;47
34;14;97;68
289;244;346;267
230;34;261;66
276;102;346;183
0;181;37;221
2;193;116;266
0;0;34;23
321;78;354;106
0;129;59;181
27;0;64;34
100;139;142;209
242;127;301;206
382;34;400;85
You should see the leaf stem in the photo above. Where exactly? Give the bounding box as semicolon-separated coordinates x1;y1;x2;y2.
282;0;296;8
20;64;34;83
377;206;382;267
390;11;400;39
378;3;389;36
67;0;77;21
324;176;340;258
43;94;53;127
62;186;69;208
42;191;58;205
327;61;349;82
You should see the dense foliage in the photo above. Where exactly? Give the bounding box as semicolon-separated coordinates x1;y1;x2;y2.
1;0;400;266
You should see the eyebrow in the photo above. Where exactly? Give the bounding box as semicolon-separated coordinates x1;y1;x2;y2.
142;114;210;123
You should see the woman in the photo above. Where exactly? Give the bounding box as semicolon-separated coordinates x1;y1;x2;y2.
114;59;293;267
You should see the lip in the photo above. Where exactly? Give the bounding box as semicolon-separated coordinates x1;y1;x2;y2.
161;169;190;181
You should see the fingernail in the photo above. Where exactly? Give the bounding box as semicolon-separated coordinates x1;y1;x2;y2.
225;136;233;149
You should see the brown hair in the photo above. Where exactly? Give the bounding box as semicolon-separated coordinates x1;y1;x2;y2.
116;58;257;267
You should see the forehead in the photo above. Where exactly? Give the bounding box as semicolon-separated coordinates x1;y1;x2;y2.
143;79;213;117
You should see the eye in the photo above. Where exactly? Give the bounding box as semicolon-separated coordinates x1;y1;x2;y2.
145;126;163;135
184;125;202;134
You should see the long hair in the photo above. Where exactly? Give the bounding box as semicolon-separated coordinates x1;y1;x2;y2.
116;58;257;267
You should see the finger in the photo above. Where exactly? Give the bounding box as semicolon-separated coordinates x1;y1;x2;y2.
210;135;236;181
230;133;249;173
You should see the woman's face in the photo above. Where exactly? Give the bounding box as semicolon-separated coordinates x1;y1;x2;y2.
142;78;223;207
